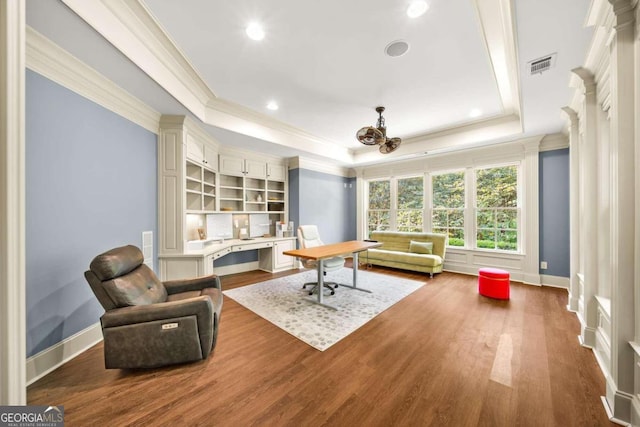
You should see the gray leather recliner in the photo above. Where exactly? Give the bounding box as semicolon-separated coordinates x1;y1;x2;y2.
84;245;223;369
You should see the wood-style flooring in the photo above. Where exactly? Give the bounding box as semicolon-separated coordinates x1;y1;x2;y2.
28;265;615;426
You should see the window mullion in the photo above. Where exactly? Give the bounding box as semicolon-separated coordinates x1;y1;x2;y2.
466;166;475;250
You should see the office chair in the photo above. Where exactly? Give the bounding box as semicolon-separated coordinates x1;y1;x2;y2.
297;225;345;295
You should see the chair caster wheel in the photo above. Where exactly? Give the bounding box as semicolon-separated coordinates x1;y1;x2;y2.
330;291;335;295
309;291;313;296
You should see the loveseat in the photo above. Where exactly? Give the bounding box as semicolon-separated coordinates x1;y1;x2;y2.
366;231;447;278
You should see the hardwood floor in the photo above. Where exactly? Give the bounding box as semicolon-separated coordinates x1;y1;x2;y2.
28;266;614;426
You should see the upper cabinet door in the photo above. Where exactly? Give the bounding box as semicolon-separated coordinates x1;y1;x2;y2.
219;155;245;177
185;135;204;164
244;159;267;179
267;163;287;182
203;144;218;171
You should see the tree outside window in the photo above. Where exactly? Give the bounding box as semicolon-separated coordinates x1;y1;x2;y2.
476;166;518;251
397;176;423;232
432;171;465;246
367;180;390;234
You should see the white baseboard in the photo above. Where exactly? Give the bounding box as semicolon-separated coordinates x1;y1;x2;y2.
540;274;569;289
631;396;640;426
26;322;103;385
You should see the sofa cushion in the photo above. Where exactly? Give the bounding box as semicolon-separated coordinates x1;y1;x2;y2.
410;240;433;254
367;249;443;267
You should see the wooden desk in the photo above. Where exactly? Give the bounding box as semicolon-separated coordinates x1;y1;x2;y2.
284;240;382;309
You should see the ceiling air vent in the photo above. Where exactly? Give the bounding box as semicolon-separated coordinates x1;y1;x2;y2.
528;53;557;75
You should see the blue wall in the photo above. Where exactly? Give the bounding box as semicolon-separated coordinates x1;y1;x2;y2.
289;168;356;245
25;70;157;357
539;148;570;277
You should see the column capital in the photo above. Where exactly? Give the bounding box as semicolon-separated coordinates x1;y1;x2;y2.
561;106;579;125
608;0;636;29
571;67;597;94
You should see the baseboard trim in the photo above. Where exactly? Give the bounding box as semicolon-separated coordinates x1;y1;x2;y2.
540;274;569;289
601;396;632;426
631;396;640;426
26;322;103;385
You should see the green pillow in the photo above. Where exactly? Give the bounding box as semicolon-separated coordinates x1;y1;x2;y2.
409;240;433;254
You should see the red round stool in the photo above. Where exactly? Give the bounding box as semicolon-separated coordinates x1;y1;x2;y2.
478;267;510;300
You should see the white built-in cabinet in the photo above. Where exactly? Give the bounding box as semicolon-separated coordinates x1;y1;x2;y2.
158;115;220;255
186;134;217;169
217;153;288;223
219;155;266;179
158;115;293;280
267;163;287;181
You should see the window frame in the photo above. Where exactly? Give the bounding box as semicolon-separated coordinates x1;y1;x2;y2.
365;174;425;235
471;162;522;253
430;169;466;247
364;161;523;254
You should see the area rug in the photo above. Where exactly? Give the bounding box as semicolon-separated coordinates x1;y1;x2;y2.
223;268;425;351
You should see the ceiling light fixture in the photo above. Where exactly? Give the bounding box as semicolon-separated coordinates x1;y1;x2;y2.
469;108;482;118
245;22;265;41
266;101;279;111
356;106;402;154
407;1;429;18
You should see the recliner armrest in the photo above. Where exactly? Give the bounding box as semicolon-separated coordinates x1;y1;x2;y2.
101;296;213;329
163;274;221;295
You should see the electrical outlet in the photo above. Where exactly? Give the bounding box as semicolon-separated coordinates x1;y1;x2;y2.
540;261;548;269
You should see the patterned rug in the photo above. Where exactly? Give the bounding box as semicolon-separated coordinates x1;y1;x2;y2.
223;268;425;351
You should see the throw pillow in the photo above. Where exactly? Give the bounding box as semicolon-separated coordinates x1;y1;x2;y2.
410;240;433;254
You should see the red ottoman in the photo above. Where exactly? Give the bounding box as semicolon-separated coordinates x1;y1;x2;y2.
478;267;510;300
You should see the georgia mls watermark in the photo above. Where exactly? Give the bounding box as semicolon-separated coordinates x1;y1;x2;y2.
0;406;64;427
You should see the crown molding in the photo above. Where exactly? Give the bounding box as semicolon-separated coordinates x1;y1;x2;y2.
159;115;220;149
472;0;521;117
62;0;213;119
289;157;354;177
539;133;569;152
352;113;522;166
26;27;161;134
61;0;354;164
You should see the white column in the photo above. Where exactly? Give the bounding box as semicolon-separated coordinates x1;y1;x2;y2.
561;107;580;312
572;67;598;348
0;0;26;405
522;138;541;285
605;0;636;422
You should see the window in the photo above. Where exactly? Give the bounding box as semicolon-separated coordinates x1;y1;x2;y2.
397;176;423;232
366;176;424;235
475;165;518;251
432;171;465;247
365;163;520;253
367;180;390;235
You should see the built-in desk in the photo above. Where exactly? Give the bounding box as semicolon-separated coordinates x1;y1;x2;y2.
158;236;297;280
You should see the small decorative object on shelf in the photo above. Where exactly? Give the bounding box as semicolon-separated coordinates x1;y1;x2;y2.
197;227;206;240
256;193;263;202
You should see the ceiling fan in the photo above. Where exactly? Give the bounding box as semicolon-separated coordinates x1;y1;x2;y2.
356;106;402;154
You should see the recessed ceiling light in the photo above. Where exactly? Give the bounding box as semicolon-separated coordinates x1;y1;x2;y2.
266;101;279;111
407;1;429;18
246;22;265;41
469;108;482;118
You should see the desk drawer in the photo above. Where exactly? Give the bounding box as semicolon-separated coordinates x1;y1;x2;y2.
211;247;232;259
232;241;273;252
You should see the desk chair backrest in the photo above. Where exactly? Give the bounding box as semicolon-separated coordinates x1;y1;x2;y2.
298;225;325;249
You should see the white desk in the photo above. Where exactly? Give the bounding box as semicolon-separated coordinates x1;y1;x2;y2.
158;236;297;280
